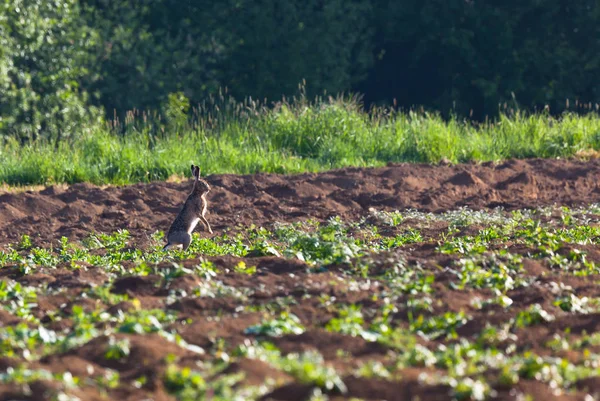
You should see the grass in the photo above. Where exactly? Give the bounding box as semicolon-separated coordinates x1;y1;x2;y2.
1;92;600;186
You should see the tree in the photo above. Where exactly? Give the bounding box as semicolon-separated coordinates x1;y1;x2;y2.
0;0;100;143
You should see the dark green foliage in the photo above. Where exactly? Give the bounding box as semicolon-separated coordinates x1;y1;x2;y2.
79;0;373;113
0;0;100;143
1;0;600;141
214;0;373;101
79;0;227;113
362;0;600;118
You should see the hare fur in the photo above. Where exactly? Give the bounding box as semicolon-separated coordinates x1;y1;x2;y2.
163;165;213;251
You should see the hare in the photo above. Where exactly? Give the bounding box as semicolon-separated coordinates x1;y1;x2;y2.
163;165;213;251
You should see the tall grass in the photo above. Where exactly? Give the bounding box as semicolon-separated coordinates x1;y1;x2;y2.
1;94;600;186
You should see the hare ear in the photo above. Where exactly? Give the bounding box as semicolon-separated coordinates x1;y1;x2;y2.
193;165;200;179
190;165;196;178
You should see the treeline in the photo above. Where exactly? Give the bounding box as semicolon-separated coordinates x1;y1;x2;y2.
1;0;599;142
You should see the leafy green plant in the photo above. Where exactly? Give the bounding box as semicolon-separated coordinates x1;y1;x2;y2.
382;230;423;249
513;304;555;328
18;235;33;250
105;336;131;360
0;281;39;321
84;230;131;251
325;304;379;341
236;342;347;394
117;309;177;334
245;312;306;337
234;261;257;275
409;312;469;340
450;252;525;292
553;294;598;314
164;364;249;400
95;369;121;390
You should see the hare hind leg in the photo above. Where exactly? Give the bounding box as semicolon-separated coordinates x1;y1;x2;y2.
181;234;192;251
165;232;192;251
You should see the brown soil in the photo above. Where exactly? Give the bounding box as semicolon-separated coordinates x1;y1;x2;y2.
1;158;600;401
1;158;599;247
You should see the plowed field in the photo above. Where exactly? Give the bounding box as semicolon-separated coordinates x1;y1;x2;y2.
1;158;600;401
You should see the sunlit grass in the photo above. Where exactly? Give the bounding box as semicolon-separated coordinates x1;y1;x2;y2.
2;94;600;186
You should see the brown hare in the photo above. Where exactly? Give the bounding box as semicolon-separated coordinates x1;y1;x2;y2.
163;165;213;251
